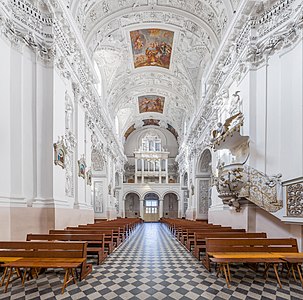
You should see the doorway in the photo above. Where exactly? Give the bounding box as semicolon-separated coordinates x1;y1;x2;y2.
143;193;159;222
125;193;140;218
163;193;178;218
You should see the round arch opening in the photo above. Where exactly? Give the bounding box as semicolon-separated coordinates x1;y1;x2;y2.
124;192;140;218
143;193;159;222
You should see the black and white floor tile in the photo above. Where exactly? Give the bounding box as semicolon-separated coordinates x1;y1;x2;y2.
1;223;303;299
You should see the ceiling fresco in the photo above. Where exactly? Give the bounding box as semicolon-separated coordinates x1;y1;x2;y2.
167;123;179;140
130;29;174;69
68;0;240;144
138;95;165;114
143;119;160;126
124;123;136;140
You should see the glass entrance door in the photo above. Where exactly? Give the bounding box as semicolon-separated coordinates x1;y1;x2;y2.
143;199;159;222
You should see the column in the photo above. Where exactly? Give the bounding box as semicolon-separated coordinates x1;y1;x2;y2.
140;199;144;219
159;159;161;183
159;199;164;218
135;158;138;183
165;159;168;183
141;159;144;183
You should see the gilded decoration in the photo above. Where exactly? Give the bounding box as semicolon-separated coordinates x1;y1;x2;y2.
78;155;86;179
130;28;174;69
287;182;303;217
138;95;165;113
53;136;67;169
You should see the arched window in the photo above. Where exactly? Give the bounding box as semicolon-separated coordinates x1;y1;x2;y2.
141;133;162;152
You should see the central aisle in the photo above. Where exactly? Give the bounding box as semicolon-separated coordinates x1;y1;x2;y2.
92;222;211;299
2;223;302;299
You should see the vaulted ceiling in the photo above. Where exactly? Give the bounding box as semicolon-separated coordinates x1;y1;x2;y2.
69;0;240;143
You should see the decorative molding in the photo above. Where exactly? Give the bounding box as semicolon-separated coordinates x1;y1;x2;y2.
93;181;103;213
215;164;283;213
186;0;303;152
198;179;210;215
286;181;303;217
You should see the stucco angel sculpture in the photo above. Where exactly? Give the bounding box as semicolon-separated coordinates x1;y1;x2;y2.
211;112;242;141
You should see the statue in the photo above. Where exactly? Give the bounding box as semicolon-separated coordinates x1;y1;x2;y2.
211;112;242;141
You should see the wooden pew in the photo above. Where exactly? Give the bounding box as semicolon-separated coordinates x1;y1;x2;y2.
181;227;244;247
205;238;298;288
0;241;91;293
50;229;115;254
77;225;126;241
26;234;107;265
192;232;267;269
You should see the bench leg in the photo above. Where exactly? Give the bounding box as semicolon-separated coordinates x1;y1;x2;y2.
0;267;8;287
273;264;282;289
222;264;231;288
4;267;12;293
296;264;303;286
62;268;77;294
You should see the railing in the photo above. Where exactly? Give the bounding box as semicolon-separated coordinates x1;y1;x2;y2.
215;164;283;213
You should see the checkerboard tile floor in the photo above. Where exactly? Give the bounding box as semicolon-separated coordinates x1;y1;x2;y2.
1;223;303;299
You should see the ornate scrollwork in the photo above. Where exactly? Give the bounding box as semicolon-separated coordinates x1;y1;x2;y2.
215;164;283;213
287;182;303;217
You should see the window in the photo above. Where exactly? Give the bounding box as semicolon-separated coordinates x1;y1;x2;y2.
145;200;158;207
141;134;162;152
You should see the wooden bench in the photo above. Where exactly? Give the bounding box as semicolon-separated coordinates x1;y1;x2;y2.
205;238;299;288
50;229;116;254
0;241;91;294
193;232;267;268
27;234;107;265
182;228;245;249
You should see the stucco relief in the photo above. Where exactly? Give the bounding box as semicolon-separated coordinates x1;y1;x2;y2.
198;179;210;214
287;182;303;217
94;181;104;213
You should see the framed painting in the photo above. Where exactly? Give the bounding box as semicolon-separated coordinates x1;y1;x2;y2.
53;136;67;169
130;28;174;69
78;155;86;179
138;95;165;113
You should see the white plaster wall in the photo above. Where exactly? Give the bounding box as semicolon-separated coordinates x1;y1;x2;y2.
124;127;178;157
280;42;303;180
0;38;11;205
53;70;68;205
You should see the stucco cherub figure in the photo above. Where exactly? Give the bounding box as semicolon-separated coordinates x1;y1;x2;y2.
211;112;242;141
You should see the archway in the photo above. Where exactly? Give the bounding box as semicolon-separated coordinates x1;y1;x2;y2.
196;149;212;219
163;193;178;218
124;193;140;218
143;193;159;222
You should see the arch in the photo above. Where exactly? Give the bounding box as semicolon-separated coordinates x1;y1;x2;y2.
123;190;141;200
124;192;140;218
163;192;179;219
162;190;180;201
197;148;212;174
142;191;161;201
